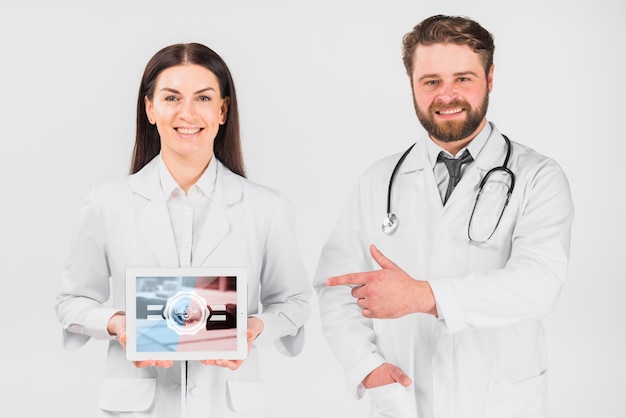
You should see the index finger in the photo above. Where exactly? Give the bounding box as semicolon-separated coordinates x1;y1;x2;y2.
325;272;371;287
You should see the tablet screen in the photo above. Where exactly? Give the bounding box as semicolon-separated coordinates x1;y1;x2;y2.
125;267;248;361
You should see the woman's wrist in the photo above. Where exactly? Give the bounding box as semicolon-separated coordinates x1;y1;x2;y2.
107;312;126;336
247;316;264;339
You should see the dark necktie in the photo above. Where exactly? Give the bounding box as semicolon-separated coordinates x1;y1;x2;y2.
437;149;474;205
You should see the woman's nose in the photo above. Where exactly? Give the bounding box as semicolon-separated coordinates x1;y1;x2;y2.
179;100;196;119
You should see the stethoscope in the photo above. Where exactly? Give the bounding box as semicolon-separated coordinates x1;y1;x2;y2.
382;135;515;241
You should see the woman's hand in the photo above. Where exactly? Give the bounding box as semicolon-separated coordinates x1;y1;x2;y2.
107;312;174;369
201;317;264;370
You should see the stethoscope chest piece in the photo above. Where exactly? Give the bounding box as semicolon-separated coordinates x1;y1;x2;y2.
382;213;398;234
382;143;416;235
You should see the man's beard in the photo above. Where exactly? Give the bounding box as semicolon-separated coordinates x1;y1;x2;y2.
414;93;489;143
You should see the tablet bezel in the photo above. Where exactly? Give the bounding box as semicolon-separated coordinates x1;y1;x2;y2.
125;267;248;361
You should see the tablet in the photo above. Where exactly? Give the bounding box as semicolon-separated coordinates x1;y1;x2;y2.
125;267;248;361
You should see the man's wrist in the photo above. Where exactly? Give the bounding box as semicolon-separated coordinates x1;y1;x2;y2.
416;281;438;317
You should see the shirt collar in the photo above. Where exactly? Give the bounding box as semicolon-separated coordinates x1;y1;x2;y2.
158;153;217;199
425;122;492;168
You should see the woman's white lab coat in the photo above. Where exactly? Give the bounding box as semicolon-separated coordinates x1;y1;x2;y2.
314;123;574;418
56;156;311;417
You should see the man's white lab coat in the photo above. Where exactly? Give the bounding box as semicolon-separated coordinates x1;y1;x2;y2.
314;123;574;418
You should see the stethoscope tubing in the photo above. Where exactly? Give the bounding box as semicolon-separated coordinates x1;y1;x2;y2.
385;143;416;216
383;134;514;236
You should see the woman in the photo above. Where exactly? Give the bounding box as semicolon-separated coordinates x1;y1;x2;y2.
56;43;311;417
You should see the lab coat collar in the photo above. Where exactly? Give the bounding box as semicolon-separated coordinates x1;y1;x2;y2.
130;156;242;205
395;121;508;175
392;122;510;208
128;156;243;267
443;122;510;207
157;154;217;200
394;138;429;175
424;122;491;164
191;160;243;267
473;122;509;172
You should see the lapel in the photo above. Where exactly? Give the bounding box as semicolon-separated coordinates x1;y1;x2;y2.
129;158;243;268
396;138;447;212
191;160;242;267
130;158;179;267
444;124;509;207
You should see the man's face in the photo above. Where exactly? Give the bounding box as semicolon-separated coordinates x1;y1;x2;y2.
411;43;493;144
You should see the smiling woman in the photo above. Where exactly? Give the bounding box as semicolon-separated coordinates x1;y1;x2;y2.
145;64;230;192
132;43;244;179
54;42;312;418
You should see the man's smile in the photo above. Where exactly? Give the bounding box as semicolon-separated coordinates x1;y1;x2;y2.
435;107;464;116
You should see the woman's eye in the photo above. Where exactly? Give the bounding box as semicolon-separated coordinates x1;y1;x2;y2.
164;96;178;102
198;95;211;102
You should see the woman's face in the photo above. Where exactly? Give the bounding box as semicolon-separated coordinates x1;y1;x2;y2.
145;64;228;163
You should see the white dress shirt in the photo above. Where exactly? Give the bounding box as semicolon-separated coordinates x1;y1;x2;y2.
426;123;491;203
158;154;216;268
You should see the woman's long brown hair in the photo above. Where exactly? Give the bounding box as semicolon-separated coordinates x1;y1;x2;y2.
130;43;245;177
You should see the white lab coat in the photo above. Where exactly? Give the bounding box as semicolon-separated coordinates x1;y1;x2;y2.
314;123;574;418
56;156;312;418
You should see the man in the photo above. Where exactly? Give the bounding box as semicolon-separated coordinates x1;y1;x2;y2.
314;15;574;418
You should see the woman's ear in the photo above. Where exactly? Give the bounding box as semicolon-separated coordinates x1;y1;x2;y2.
144;96;156;124
220;97;230;125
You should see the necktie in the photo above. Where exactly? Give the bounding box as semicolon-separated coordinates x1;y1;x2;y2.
437;149;473;205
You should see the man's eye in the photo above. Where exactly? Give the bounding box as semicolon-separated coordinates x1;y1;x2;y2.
425;80;438;86
459;77;470;82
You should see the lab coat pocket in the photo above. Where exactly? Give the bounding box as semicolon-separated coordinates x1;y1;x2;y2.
485;371;547;418
226;381;264;417
366;382;413;418
98;378;157;414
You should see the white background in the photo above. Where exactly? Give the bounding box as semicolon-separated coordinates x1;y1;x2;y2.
1;0;624;416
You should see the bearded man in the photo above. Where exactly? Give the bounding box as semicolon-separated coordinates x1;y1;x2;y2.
314;14;574;418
